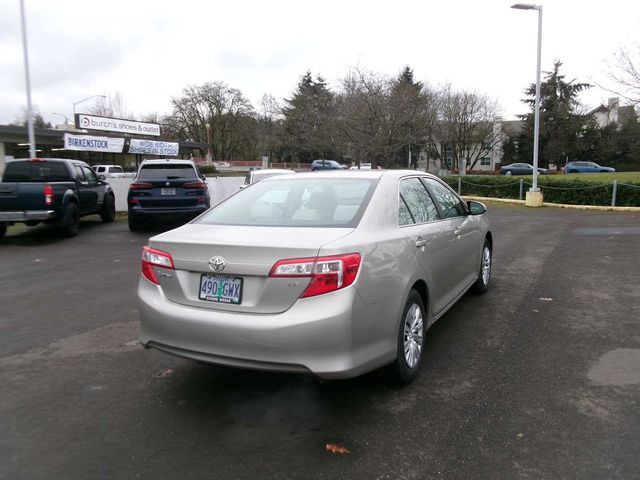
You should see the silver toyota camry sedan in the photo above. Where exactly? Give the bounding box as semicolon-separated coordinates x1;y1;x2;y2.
138;170;492;383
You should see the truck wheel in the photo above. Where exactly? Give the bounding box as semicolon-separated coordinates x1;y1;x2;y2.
0;223;6;238
100;194;116;223
62;203;80;237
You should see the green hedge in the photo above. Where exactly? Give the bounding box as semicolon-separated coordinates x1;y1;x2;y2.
198;165;218;175
440;176;640;207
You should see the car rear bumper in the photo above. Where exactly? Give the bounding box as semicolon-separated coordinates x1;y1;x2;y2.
129;206;208;222
0;210;55;222
138;277;398;379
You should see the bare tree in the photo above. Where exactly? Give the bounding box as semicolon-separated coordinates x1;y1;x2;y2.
257;94;282;162
89;92;132;119
434;87;502;173
605;44;640;106
333;67;438;168
168;82;256;161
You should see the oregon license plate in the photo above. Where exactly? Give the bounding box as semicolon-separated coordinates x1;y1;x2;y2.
198;274;243;304
161;188;175;195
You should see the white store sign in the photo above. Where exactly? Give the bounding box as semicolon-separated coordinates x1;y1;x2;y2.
129;139;179;156
64;133;125;153
76;114;161;136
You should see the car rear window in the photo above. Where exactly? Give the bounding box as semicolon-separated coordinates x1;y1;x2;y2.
195;177;378;228
138;164;196;180
2;161;71;182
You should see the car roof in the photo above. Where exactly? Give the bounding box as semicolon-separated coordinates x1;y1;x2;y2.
253;169;295;175
263;169;439;181
140;159;195;165
13;157;90;167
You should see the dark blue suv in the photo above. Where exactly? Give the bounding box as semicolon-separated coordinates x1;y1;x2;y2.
311;159;344;171
127;159;210;231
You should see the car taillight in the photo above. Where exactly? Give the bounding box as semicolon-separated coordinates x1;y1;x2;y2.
130;182;153;190
183;180;206;190
269;253;361;298
43;184;54;206
141;246;174;285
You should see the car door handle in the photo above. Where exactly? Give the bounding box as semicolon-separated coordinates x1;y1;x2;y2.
454;229;462;236
415;238;428;248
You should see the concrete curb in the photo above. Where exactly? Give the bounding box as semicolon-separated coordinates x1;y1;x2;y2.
463;196;640;212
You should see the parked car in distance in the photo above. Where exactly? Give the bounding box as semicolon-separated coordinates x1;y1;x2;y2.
311;159;344;171
242;168;295;188
565;161;615;173
0;158;116;237
349;163;372;170
138;170;492;384
92;164;136;178
127;159;210;231
500;163;548;175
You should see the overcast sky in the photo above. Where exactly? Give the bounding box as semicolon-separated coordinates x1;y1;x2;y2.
0;0;638;126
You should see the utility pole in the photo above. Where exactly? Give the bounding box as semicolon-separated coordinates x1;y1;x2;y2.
19;0;35;159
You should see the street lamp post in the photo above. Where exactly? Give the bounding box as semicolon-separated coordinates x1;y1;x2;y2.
19;0;35;159
512;3;543;207
73;94;107;116
52;112;71;125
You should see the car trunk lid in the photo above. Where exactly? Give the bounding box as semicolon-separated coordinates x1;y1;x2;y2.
149;224;354;314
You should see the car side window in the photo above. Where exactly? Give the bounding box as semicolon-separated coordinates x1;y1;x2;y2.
75;166;87;184
399;178;439;225
82;166;98;183
398;197;414;225
422;178;467;219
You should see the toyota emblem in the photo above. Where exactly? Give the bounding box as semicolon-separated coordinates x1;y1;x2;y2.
208;256;226;272
165;181;170;187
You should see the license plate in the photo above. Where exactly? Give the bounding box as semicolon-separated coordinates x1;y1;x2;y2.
161;188;176;195
198;274;243;304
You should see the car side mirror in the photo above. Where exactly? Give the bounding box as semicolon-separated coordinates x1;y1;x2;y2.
467;200;486;215
98;174;106;181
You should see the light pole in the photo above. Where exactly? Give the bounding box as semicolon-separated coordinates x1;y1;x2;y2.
52;112;71;125
512;3;543;206
73;94;107;116
19;0;35;159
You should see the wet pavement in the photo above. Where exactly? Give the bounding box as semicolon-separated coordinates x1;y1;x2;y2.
1;205;639;479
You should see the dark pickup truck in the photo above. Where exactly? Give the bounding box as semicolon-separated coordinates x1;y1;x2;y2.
0;158;116;237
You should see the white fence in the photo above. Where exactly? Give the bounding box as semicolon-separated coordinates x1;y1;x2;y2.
107;176;245;212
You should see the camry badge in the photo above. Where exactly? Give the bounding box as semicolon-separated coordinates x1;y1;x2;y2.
208;256;226;272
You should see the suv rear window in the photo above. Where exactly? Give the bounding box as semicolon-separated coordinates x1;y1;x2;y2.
2;161;71;182
138;164;196;180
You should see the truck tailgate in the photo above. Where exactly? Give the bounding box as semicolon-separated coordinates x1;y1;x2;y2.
0;182;74;219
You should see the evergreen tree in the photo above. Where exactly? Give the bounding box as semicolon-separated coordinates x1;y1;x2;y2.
281;71;337;162
519;60;591;168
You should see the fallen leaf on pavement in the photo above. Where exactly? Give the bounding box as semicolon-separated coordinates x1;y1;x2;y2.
326;443;350;454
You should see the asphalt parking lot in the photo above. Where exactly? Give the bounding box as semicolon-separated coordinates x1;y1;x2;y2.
1;205;639;480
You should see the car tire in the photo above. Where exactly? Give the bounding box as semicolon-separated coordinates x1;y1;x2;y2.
62;202;80;237
504;170;512;176
471;239;492;294
386;289;426;384
0;223;6;238
128;216;141;232
100;194;116;223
